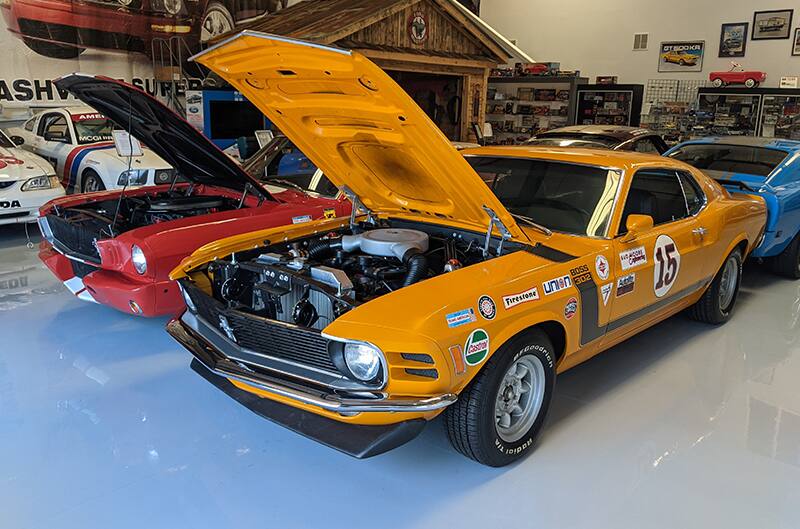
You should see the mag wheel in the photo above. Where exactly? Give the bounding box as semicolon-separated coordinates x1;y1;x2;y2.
200;2;235;43
444;329;555;467
81;170;106;194
689;248;742;324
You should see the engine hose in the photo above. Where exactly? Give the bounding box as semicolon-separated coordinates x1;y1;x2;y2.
402;250;428;287
307;238;343;259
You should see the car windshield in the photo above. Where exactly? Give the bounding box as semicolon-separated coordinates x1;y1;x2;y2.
525;137;615;149
466;156;622;237
246;140;339;198
70;113;114;144
668;144;787;177
0;130;13;148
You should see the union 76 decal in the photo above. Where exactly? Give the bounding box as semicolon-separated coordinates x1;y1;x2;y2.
653;235;681;298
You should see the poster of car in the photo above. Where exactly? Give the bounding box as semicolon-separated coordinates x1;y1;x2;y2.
658;41;705;72
719;23;748;57
752;9;793;40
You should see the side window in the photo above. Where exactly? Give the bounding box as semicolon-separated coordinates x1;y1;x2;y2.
37;113;71;142
633;138;659;154
619;169;688;234
24;118;35;132
678;171;705;215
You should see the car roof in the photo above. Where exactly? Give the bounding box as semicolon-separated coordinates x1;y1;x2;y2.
462;145;686;173
681;136;800;152
538;125;654;141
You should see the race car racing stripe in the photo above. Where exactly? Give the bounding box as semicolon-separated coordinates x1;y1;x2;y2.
527;243;577;263
62;143;115;192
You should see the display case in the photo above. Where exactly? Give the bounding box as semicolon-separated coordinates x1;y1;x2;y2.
574;84;644;127
760;90;800;139
485;76;588;144
694;88;762;137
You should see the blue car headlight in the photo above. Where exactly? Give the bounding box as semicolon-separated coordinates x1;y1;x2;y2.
118;169;148;186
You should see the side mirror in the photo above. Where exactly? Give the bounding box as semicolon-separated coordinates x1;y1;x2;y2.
621;214;654;243
10;135;24;146
43;131;67;143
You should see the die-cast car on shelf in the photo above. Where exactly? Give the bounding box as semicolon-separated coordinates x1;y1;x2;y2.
525;125;669;154
9;106;171;193
167;32;767;466
37;74;349;317
709;70;767;89
667;137;800;278
662;50;698;66
0;0;287;59
0;128;65;225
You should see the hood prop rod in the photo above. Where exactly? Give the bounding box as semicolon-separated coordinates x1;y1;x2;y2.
482;206;512;257
341;186;375;231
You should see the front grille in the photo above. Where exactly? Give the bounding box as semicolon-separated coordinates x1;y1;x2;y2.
189;286;337;373
46;214;101;261
0;181;16;190
71;260;98;279
0;211;29;220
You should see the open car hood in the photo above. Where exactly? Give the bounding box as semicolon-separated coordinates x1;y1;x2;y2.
54;74;273;198
192;31;523;239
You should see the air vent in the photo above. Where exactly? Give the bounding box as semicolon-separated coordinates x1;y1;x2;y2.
633;33;649;50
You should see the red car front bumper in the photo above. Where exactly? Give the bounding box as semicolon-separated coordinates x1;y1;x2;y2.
2;0;198;54
39;243;184;317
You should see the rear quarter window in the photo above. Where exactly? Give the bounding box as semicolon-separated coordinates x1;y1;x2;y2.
669;144;787;177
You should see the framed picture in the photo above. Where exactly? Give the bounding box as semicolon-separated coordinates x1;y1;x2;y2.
719;22;748;57
658;41;705;72
793;28;800;56
752;9;793;40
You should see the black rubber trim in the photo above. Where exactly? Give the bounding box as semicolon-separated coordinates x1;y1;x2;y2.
190;359;427;459
526;243;577;262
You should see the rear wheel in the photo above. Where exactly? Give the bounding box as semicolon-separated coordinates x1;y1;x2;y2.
445;329;555;467
745;79;758;88
688;248;742;324
711;78;724;88
200;2;235;44
81;170;106;194
771;233;800;279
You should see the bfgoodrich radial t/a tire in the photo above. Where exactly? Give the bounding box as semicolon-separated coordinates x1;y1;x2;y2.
445;329;555;467
688;248;742;324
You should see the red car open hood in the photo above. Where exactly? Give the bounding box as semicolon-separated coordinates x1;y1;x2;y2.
54;74;274;200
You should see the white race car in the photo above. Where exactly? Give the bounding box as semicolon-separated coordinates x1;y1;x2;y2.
0;128;65;225
8;106;173;193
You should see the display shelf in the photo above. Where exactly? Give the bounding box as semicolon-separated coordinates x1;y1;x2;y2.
574;84;644;127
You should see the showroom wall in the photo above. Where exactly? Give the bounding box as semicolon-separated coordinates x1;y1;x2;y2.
481;0;799;87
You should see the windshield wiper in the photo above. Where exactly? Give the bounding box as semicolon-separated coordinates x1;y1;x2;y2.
510;213;553;236
263;177;308;194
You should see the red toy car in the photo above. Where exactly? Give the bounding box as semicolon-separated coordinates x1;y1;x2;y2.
709;69;767;88
38;74;350;317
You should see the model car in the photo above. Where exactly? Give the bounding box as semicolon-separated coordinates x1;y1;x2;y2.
0;128;65;225
525;125;669;153
9;107;171;193
0;0;287;59
37;74;349;317
662;51;698;66
166;32;766;466
667;137;800;278
709;70;767;88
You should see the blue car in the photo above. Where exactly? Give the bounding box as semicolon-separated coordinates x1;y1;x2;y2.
666;137;800;278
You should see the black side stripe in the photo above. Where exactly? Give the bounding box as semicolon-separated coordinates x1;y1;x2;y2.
527;244;577;262
576;277;712;347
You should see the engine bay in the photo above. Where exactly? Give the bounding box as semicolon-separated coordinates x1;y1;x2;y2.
195;220;522;331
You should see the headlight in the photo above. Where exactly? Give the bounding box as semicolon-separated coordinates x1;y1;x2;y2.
152;0;183;15
118;169;148;186
21;175;59;191
131;245;148;275
343;342;382;382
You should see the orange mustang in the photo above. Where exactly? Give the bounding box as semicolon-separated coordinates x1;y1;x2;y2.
167;32;767;466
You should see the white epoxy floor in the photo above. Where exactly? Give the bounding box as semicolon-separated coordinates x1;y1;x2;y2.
1;224;799;529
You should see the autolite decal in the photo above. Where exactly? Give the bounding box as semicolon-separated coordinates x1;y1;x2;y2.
542;274;573;295
464;329;489;366
502;287;539;309
619;246;647;270
616;273;636;297
446;308;477;328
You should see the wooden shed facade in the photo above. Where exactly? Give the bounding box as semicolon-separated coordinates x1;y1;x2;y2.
232;0;513;141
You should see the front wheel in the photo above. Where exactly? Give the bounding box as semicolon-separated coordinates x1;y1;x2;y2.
771;233;800;279
688;248;742;324
744;79;758;88
81;170;106;194
444;329;555;467
711;78;724;88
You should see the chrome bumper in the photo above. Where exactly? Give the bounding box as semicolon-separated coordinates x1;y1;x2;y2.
167;317;457;414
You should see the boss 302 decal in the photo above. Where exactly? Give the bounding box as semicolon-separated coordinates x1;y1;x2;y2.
653;234;680;298
569;264;593;285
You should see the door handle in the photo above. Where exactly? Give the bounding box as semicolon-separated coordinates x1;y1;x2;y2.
693;227;707;237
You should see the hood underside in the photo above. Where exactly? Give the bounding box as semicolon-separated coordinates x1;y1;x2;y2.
54;74;272;198
192;31;523;239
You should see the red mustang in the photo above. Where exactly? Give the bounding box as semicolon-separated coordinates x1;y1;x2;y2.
709;69;767;88
38;74;349;317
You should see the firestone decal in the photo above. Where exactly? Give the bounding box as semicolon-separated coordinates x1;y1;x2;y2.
477;295;496;320
464;329;490;366
446;308;477;328
619;246;647;270
564;297;578;320
542;274;573;295
595;255;610;281
616;273;636;297
502;287;539;309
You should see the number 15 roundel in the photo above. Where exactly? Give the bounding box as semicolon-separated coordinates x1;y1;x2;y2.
654;234;681;298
